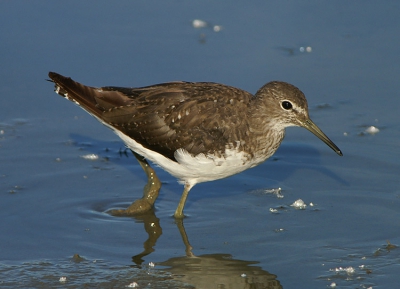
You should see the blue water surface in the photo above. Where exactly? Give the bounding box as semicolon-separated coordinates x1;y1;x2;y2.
1;1;399;288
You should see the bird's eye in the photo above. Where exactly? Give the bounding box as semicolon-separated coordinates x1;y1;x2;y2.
281;101;293;110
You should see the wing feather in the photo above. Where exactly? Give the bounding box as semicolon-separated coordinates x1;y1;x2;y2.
49;72;253;161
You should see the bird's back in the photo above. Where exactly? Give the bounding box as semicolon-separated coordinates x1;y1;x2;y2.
49;72;255;162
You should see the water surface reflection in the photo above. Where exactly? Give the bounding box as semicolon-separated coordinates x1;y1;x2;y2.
131;212;283;289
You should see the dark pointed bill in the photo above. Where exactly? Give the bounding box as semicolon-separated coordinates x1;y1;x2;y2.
302;119;343;156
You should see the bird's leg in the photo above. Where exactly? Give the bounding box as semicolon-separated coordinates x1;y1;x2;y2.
174;182;194;218
111;151;161;216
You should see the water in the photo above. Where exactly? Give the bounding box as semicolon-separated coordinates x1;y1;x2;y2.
1;1;400;288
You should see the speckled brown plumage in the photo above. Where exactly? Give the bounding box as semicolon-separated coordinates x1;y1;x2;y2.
49;72;271;162
48;71;342;218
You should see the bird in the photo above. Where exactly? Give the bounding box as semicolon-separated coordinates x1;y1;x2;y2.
48;72;342;218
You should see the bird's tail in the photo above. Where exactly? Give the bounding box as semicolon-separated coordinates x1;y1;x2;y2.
48;72;103;119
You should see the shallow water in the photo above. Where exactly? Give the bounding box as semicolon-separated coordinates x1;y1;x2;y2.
1;1;400;288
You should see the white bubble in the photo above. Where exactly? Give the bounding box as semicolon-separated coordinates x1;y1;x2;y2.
291;199;307;209
365;126;379;134
192;19;208;28
213;25;222;32
59;276;67;282
81;154;99;160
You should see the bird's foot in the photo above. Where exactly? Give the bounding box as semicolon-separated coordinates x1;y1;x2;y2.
110;198;153;216
110;152;161;217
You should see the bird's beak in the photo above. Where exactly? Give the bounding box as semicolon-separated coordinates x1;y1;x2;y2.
302;119;343;156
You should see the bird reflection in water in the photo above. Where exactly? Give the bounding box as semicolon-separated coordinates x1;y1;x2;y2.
130;211;283;289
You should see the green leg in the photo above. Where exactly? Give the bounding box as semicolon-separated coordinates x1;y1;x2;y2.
174;182;194;218
111;151;161;216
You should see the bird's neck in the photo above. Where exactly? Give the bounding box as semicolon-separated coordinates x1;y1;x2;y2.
244;99;286;160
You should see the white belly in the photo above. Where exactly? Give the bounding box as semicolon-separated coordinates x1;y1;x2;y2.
115;130;264;186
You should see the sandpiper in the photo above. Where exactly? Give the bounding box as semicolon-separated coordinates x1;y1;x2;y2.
48;72;342;218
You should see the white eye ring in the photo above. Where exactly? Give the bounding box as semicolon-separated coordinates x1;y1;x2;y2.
281;101;293;110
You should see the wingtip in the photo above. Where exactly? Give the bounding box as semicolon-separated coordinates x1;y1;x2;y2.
48;71;59;80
